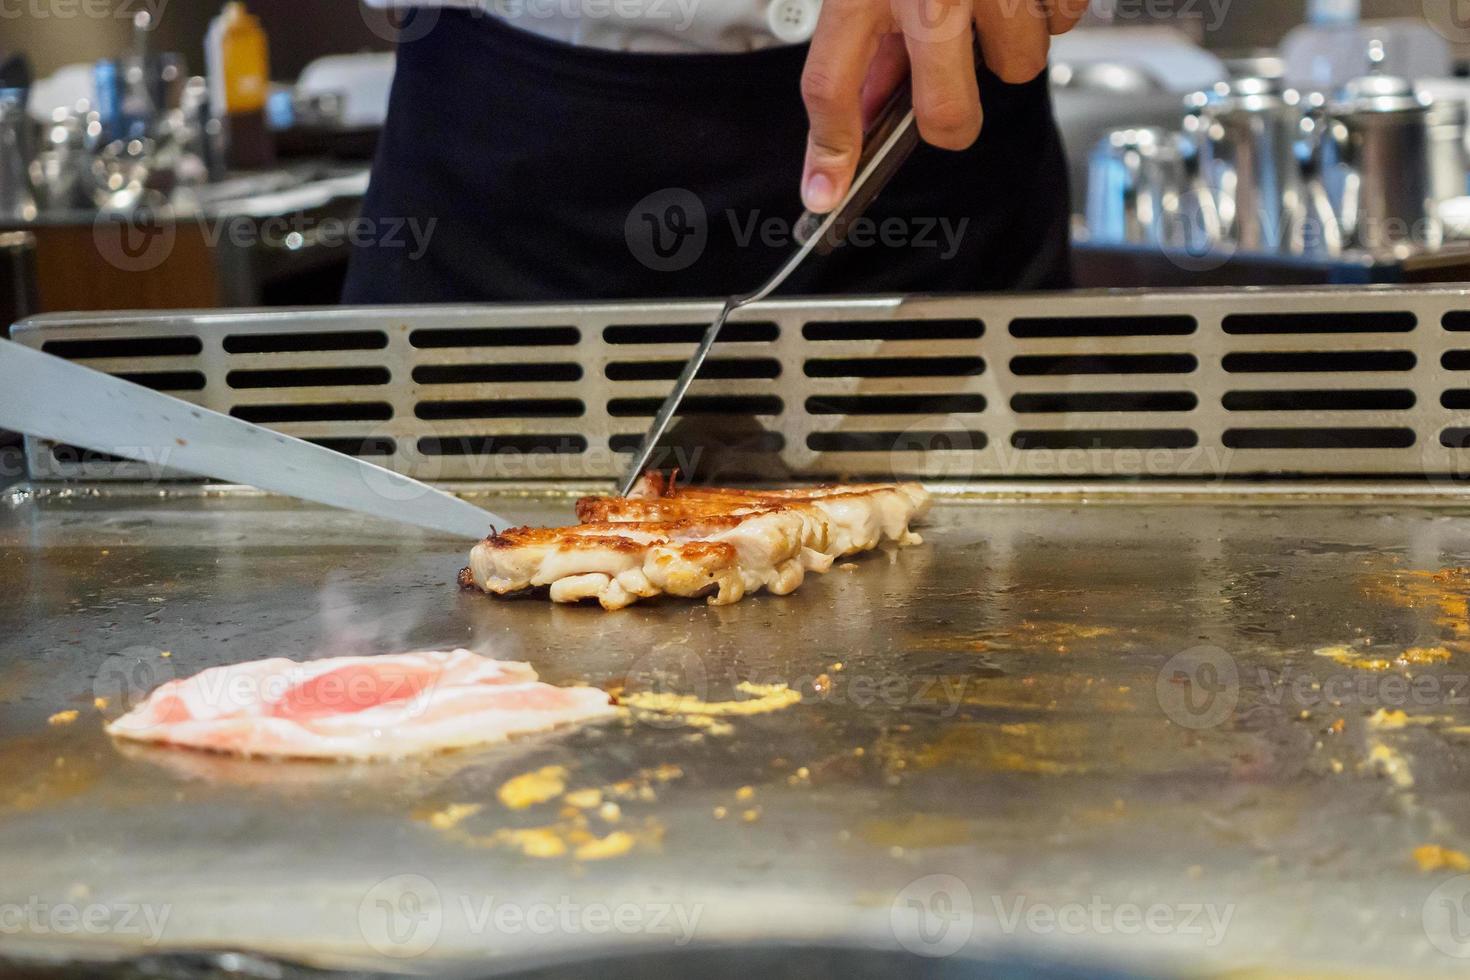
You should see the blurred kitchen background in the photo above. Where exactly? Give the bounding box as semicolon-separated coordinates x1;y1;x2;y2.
6;0;1470;333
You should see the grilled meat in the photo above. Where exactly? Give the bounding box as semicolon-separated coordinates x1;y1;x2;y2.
463;477;932;610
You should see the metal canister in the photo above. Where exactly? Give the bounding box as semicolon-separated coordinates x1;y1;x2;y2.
1427;96;1469;204
0;230;38;336
1085;127;1193;248
0;89;38;222
1192;77;1310;255
1320;74;1441;256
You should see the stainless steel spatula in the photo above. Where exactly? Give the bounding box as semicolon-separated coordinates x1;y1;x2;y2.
0;337;510;538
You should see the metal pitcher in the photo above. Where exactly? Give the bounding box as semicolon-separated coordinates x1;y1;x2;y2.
1191;78;1312;255
1086;127;1216;251
1319;74;1443;256
0;89;38;222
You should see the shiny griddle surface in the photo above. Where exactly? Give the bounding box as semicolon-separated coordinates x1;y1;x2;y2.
3;488;1470;976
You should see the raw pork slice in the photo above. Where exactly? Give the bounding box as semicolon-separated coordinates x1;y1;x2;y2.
105;649;617;759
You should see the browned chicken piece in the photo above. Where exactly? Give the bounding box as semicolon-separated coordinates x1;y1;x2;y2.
461;476;932;610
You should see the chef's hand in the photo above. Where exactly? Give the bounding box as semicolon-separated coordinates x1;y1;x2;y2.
799;0;1086;212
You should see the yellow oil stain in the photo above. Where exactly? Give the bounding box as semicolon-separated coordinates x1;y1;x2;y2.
497;765;569;810
1369;709;1409;730
47;710;79;726
563;788;603;810
1314;646;1393;672
1401;646;1453;664
891;723;1093;776
494;827;569;858
1414;844;1470;873
1361;567;1470;651
422;802;482;830
1364;743;1414;789
622;683;801;717
859;814;971;850
0;736;105;811
673;714;735;737
574;831;635;861
1368;709;1447;730
92;697;109;711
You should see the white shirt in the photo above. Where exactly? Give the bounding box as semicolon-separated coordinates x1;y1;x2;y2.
363;0;821;53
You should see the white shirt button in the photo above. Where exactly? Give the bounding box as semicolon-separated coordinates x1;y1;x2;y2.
766;0;820;44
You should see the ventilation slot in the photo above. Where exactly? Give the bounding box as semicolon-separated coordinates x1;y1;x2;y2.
607;395;782;418
805;357;984;378
227;367;391;389
408;327;579;348
1011;430;1198;450
1223;312;1415;335
1441;351;1470;371
802;319;984;341
603;322;778;345
413;363;583;385
1010;354;1195;376
415;399;584;420
1223;351;1415;373
231;403;394;423
1223;428;1415;449
808;430;986;453
41;336;201;358
1011;392;1196;413
610;432;786;454
1010;316;1195;338
306;437;396;457
1442;390;1470;410
1225;390;1416;412
1441;429;1470;448
223;331;388;353
805;394;986;415
1443;312;1470;331
418;435;589;456
605;359;781;381
115;371;206;392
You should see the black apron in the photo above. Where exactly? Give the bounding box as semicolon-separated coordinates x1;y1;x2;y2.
343;9;1072;304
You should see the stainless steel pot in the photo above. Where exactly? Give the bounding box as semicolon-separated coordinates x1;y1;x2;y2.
1191;78;1311;255
1427;95;1469;204
1319;74;1444;256
0;89;38;222
1084;127;1205;249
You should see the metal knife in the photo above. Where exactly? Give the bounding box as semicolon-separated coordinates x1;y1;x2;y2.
617;82;921;496
0;338;509;539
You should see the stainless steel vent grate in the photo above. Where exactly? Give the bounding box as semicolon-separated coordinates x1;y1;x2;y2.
14;287;1470;482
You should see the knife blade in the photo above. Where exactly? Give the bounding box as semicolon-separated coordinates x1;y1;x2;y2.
0;338;508;539
616;82;920;496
